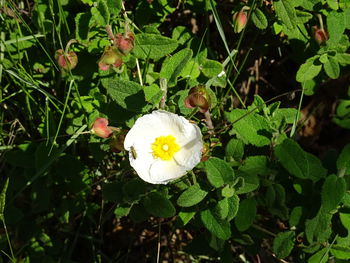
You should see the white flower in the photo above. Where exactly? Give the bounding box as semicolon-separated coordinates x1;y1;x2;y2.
124;110;203;184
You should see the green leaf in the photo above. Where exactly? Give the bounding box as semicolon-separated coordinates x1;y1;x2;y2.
324;56;340;79
289;206;303;227
239;155;270;176
214;198;229;220
236;172;259;194
275;138;327;181
160;48;193;87
75;12;91;41
308;247;329;263
144;84;163;105
225;109;272;147
327;11;345;44
340;212;350;230
273;108;298;124
321;174;346;212
201;59;223;78
103;79;146;112
331;245;350;259
0;178;9;219
296;58;322;82
133;33;178;60
273;231;295;259
295;10;313;24
234;198;257;232
227;194;240;221
180;60;201;80
225;138;244;160
305;209;332;243
273;0;297;29
106;0;122;15
335;53;350;65
143;192;176;218
200;208;231;240
337;144;350;175
327;0;339;9
205;157;235;188
91;0;110;26
251;8;268;29
178;211;196;226
177;183;207;207
334;99;350;129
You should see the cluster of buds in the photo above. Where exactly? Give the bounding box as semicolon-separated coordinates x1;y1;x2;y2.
98;31;135;71
184;86;211;113
313;26;328;45
233;8;248;33
55;49;78;71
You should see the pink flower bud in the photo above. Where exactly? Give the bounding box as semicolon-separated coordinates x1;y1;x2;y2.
55;49;78;70
184;86;211;113
233;10;248;33
98;46;123;71
114;32;135;54
91;118;113;138
313;27;328;45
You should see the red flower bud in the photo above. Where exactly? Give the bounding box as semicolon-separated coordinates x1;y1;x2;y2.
313;26;328;45
98;46;123;71
114;32;135;54
184;86;211;113
55;49;78;70
233;10;248;33
91;118;113;138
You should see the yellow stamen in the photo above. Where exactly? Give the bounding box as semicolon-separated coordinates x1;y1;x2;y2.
152;135;180;160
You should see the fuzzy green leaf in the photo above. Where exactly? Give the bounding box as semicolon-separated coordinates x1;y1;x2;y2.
337;144;350;175
177;183;207;207
321;174;346;212
201;59;223;78
273;0;297;29
327;11;345;44
234;198;257;232
200;208;231;240
225;109;272;147
324;56;340;79
251;8;268;29
160;48;192;87
103;79;146;112
305;209;332;243
273;231;295;259
205;157;235;188
133;33;178;60
143;192;176;218
296;58;322;82
275;138;327;181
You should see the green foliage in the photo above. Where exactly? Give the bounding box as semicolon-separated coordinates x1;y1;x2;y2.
2;0;350;261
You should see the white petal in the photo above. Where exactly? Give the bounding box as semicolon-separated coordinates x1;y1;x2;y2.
149;159;188;184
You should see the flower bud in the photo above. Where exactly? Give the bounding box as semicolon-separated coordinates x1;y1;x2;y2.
91;118;113;138
98;46;123;71
313;26;328;45
184;86;210;113
233;10;248;33
114;32;135;55
55;49;78;70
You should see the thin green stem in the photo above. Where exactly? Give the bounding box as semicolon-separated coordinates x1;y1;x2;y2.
49;79;74;155
1;219;15;262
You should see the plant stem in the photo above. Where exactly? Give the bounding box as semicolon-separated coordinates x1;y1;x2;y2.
204;111;214;131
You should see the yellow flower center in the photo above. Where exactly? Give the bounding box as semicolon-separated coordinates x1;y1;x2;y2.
151;135;180;160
